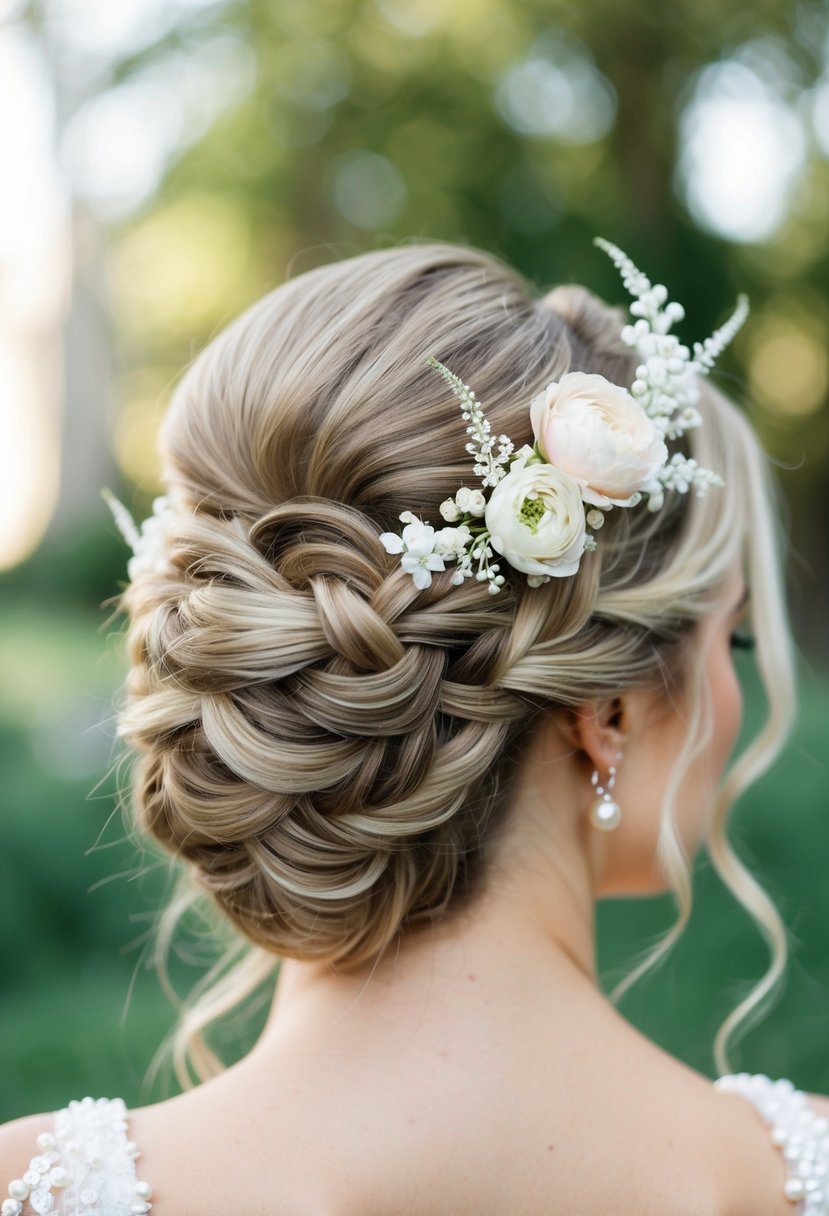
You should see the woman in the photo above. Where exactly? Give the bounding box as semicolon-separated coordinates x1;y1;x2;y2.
2;238;826;1216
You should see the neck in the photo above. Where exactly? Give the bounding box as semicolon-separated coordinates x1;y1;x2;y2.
254;729;605;1049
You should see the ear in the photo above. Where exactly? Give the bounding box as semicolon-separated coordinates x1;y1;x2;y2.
558;695;628;777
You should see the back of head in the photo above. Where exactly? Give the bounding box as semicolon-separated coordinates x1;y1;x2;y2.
111;240;794;1075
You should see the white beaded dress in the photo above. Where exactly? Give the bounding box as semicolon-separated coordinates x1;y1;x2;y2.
2;1097;153;1216
4;1075;829;1214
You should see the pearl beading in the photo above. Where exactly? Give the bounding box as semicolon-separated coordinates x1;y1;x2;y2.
2;1096;153;1216
714;1073;829;1213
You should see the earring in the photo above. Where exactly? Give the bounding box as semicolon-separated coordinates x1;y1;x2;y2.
588;751;623;831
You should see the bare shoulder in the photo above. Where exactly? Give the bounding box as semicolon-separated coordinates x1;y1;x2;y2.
556;1061;826;1216
122;1035;829;1216
703;1079;829;1216
557;1059;803;1216
0;1110;56;1198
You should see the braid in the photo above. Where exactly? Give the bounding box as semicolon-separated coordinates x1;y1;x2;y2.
108;241;783;1084
118;493;544;968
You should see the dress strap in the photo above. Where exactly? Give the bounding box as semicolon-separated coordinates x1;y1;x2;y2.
1;1096;154;1216
714;1072;829;1213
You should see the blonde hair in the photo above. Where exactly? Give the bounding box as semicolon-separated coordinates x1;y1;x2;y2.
106;240;797;1092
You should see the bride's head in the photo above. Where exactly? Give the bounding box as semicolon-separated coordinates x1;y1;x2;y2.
109;240;795;1082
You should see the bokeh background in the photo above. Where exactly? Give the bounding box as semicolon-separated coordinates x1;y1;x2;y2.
2;0;829;1121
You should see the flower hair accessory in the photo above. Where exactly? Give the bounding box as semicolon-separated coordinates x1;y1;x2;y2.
380;236;749;594
100;486;177;580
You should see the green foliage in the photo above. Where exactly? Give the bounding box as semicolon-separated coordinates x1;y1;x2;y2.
0;520;131;613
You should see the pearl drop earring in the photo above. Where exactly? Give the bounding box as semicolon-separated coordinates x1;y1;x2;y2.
588;751;623;831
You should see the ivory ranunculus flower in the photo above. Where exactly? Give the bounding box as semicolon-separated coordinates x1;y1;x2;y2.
484;460;587;582
529;372;668;508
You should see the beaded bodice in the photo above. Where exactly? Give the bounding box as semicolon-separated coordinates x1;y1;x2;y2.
2;1097;153;1216
713;1073;829;1213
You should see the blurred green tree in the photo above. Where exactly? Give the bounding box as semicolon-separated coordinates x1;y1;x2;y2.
22;0;828;652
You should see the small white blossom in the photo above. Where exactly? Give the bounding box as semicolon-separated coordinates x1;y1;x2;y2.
586;508;606;529
643;481;664;512
455;487;487;516
379;531;405;553
401;548;446;589
380;513;468;590
439;497;462;522
433;525;472;557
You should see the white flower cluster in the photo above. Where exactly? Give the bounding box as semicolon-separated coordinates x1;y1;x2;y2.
101;488;176;580
380;238;745;595
104;241;744;602
640;453;725;513
427;357;514;489
594;236;749;445
380;510;505;594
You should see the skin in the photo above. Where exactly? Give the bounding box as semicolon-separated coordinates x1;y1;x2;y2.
1;563;822;1215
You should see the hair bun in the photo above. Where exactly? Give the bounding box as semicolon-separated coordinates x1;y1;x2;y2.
111;238;767;1055
542;283;629;361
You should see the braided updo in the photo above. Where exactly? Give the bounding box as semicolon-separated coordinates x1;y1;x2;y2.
110;240;795;1082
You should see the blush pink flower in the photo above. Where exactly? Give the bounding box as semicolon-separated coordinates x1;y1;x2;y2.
529;372;668;508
